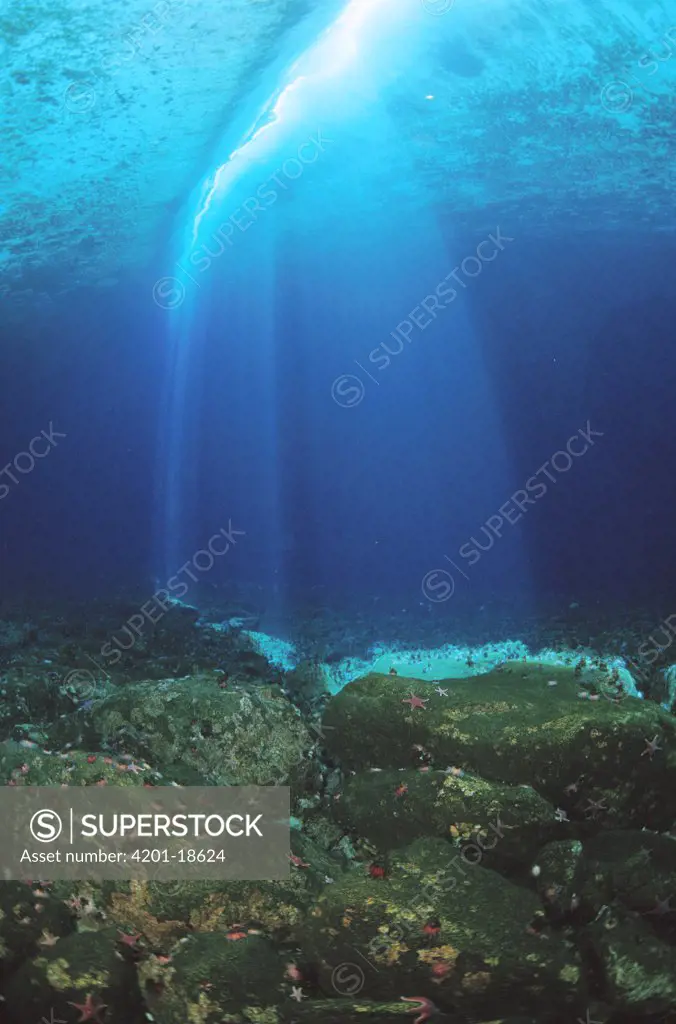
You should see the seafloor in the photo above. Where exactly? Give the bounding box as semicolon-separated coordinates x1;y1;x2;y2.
0;595;675;1024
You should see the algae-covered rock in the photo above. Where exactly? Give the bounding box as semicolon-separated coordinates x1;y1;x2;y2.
105;875;312;948
322;664;676;830
532;839;585;922
283;1008;537;1024
138;931;283;1024
576;830;676;920
331;767;556;870
297;837;584;1019
0;881;74;971
85;676;312;788
100;832;341;951
3;926;144;1023
0;741;154;786
586;907;676;1015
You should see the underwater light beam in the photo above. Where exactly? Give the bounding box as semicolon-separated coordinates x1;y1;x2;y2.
189;0;400;244
159;0;409;585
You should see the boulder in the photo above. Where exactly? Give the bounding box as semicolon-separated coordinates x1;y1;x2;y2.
330;767;556;873
83;676;313;788
138;931;283;1024
3;927;143;1023
322;664;676;830
585;907;676;1016
297;837;585;1020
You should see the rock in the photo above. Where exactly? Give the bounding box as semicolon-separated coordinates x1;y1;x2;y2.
576;830;676;920
532;839;585;922
138;931;283;1024
230;649;278;680
330;768;556;873
3;927;143;1023
586;907;676;1015
322;664;676;830
158;598;201;628
297;837;585;1019
281;998;539;1023
284;659;330;712
0;742;154;787
0;881;74;971
84;675;313;788
104;834;339;947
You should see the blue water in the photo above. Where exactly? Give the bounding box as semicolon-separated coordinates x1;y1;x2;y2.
2;0;676;630
2;4;676;1023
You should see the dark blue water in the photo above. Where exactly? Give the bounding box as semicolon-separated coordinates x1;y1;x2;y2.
2;234;675;626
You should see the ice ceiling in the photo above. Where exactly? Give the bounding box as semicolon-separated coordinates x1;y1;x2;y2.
0;0;674;313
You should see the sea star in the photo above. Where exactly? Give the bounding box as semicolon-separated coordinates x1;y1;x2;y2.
435;686;448;696
400;995;438;1023
584;798;607;819
641;735;661;759
646;896;673;916
402;694;428;711
68;994;107;1022
290;986;305;1002
288;853;310;869
576;1010;603;1024
554;808;569;822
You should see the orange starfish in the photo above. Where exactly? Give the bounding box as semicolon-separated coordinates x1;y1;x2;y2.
68;993;107;1022
402;694;428;711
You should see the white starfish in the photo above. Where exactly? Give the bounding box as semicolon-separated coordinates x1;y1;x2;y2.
435;686;448;696
554;808;569;822
641;735;661;759
647;896;673;916
576;1009;603;1024
584;798;607;819
290;986;305;1002
40;1011;66;1024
